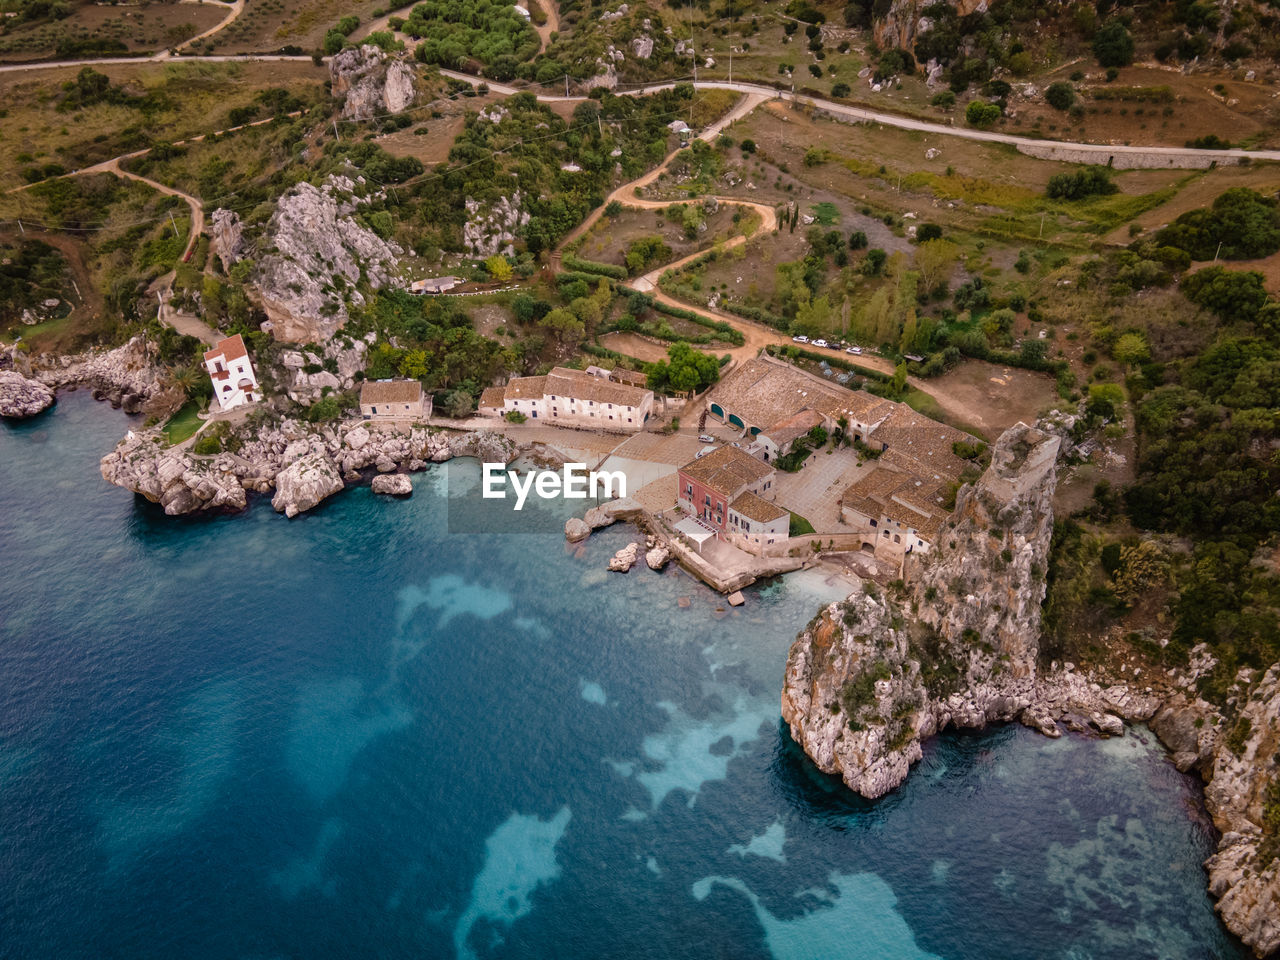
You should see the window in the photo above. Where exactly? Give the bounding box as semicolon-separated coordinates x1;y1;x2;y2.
869;519;877;527
588;400;594;406
372;406;378;414
607;403;612;409
532;410;538;418
883;530;889;538
893;534;901;544
704;494;711;507
686;484;693;497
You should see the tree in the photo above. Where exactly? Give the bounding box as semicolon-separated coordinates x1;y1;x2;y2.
848;230;868;250
965;100;1001;128
1181;267;1270;324
1093;20;1134;67
1046;167;1116;200
1156;188;1280;261
649;342;720;394
1113;332;1151;366
485;255;513;281
1045;82;1075;111
831;82;851;98
913;238;959;294
862;248;887;276
540;307;584;346
740;139;756;154
915;223;942;243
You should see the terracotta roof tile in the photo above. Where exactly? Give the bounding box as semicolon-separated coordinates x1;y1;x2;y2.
730;490;787;523
360;379;424;404
679;445;774;496
204;333;248;364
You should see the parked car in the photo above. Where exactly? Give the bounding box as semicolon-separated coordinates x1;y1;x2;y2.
813;339;829;348
695;445;717;459
698;434;715;443
792;335;809;343
846;346;863;355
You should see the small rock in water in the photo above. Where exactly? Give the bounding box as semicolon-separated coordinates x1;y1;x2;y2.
371;474;412;496
645;545;671;570
565;517;591;542
727;591;745;607
608;542;640;572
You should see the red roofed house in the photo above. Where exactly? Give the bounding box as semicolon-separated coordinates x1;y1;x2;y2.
677;445;788;551
203;334;260;411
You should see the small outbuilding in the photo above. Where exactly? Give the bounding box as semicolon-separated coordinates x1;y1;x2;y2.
360;379;430;422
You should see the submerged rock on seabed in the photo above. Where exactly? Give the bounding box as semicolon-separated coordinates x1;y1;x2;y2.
0;370;54;418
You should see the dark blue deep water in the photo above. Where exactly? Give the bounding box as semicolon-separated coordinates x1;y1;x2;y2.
0;392;1249;960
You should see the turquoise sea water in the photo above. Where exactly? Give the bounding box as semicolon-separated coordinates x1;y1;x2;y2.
0;392;1249;960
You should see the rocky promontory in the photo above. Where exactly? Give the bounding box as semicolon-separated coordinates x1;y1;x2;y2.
34;336;163;412
781;420;1280;955
100;419;515;518
0;370;55;418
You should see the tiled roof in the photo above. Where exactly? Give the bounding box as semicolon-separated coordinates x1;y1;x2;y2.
730;490;787;524
360;379;423;404
874;407;972;480
762;408;825;447
679;445;774;496
505;375;547;399
708;355;894;434
841;465;950;543
543;367;651;407
204;333;247;364
479;386;507;409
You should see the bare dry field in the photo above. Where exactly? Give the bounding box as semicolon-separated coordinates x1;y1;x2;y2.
0;1;227;60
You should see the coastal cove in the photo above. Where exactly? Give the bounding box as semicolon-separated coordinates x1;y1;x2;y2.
0;392;1252;960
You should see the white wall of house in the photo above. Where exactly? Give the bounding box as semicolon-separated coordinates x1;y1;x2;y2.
505;392;652;432
205;355;259;411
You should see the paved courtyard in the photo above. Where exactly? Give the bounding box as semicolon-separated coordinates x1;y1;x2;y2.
772;445;870;533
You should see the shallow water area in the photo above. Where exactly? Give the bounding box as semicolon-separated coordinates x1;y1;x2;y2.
0;393;1248;959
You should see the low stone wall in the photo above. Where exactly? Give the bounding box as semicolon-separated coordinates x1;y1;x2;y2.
1014;141;1245;170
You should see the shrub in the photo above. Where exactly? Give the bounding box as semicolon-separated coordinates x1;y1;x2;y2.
505;410;527;423
916;223;942;243
1045;82;1075;111
965;101;1002;128
1045;167;1117;200
1156;188;1280;261
831;82;851;98
848;230;868;250
930;90;956;109
192;433;222;455
1093;20;1134;67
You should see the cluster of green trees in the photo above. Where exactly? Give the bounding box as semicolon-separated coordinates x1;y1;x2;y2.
645;342;720;395
1045;167;1117;201
1155;188;1280;261
406;0;539;78
0;240;69;326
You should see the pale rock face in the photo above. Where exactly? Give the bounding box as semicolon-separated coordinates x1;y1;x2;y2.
874;0;988;50
209;208;244;271
0;370;55;418
608;542;640;572
100;433;247;515
565;517;591;542
272;447;344;518
35;336;161;412
463;192;530;258
254;177;403;343
371;473;413;496
329;45;417;121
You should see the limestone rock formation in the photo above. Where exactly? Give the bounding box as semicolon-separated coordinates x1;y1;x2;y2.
565;517;591;542
463;193;530;258
209;208;244;271
583;497;644;530
0;370;55;418
329;45;417;121
35;336;162;411
253;176;403;342
646;544;671;570
272;441;344;518
782;422;1066;798
371;473;413;496
874;0;989;52
608;542;640;572
100;431;247;515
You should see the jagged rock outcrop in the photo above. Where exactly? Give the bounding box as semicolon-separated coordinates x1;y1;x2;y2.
329;44;416;121
209;208;244;271
0;370;55;418
1200;668;1280;957
608;542;639;572
100;431;248;515
874;0;989;52
372;473;413;496
100;417;516;517
253;176;403;342
463;193;530;258
783;422;1071;798
282;334;372;401
34;336;163;412
272;441;343;518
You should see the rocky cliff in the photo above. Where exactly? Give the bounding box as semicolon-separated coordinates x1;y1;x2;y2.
100;417;515;518
253;175;404;343
782;420;1280;955
874;0;989;51
782;422;1082;797
329;44;417;121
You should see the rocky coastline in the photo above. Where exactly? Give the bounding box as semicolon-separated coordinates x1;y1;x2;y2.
780;421;1280;956
100;419;517;518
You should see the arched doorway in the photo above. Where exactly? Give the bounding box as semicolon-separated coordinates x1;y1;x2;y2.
728;413;745;429
710;403;724;419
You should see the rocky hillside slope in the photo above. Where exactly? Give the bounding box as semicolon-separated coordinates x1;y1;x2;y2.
781;420;1280;955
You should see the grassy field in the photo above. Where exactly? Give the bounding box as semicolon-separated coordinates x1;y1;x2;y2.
0;60;327;186
0;0;226;60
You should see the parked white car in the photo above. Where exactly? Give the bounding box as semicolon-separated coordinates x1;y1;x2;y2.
813;339;829;348
698;434;715;443
846;346;863;355
792;335;809;343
